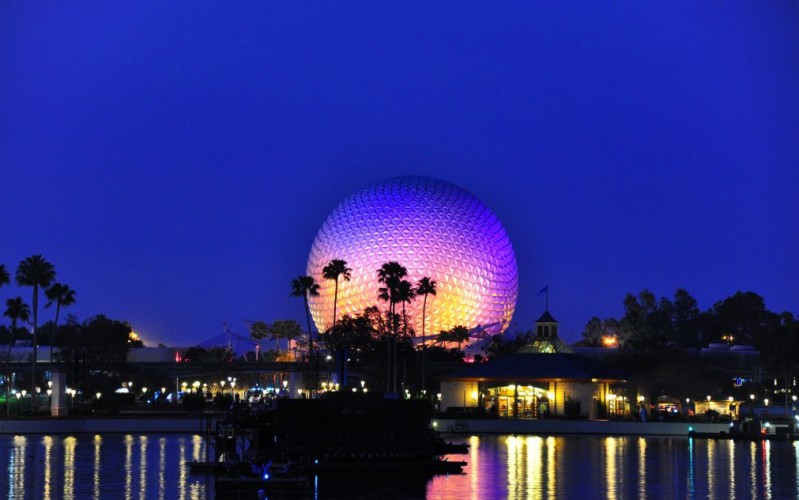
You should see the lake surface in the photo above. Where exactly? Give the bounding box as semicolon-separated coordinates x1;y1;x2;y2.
1;432;797;499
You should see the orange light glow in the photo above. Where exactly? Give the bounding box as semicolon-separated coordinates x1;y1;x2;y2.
601;336;617;348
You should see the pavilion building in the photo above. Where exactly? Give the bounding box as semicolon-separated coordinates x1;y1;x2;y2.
439;310;628;419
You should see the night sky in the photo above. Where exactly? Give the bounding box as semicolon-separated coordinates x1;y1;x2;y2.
2;3;797;347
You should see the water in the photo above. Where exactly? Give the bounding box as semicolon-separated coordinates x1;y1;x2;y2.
0;434;213;499
429;435;799;499
1;433;798;499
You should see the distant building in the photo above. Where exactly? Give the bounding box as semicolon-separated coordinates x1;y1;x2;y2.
439;310;627;419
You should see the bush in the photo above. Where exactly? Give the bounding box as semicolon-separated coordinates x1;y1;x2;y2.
181;392;205;412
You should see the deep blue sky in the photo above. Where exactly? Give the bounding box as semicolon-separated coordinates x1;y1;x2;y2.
2;3;797;346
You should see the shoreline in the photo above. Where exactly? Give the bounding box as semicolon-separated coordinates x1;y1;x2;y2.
0;413;730;438
0;414;217;435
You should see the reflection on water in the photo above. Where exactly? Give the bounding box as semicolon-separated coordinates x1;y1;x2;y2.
0;434;211;499
428;435;799;499
2;433;799;499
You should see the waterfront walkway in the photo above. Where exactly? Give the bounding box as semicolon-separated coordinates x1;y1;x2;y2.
0;414;216;435
433;417;731;436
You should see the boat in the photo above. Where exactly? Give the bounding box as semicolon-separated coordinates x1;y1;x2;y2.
209;392;467;496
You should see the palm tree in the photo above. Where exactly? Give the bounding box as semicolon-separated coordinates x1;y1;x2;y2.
416;277;437;391
377;261;408;333
290;276;320;362
377;262;408;392
16;255;56;397
396;280;416;337
4;297;30;418
45;283;76;364
321;259;352;330
0;264;9;288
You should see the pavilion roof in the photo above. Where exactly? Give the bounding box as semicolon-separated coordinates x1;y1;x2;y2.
440;353;627;382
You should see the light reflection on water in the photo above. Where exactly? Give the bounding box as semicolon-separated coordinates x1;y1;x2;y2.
2;433;799;498
0;434;211;499
428;435;799;499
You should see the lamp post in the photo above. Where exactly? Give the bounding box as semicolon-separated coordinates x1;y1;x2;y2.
750;394;755;418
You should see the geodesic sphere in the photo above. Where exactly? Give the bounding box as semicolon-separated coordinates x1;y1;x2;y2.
306;176;518;340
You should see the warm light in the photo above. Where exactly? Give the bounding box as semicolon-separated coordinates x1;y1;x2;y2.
352;388;357;393
21;390;26;397
471;391;478;401
161;387;166;394
508;384;516;392
47;389;52;396
360;381;365;388
686;398;690;404
793;395;797;402
637;395;644;402
96;392;101;399
220;380;226;388
601;336;617;347
750;394;755;401
728;396;734;402
282;380;288;389
142;387;148;394
547;391;554;401
437;393;442;401
764;398;769;406
707;395;711;402
48;380;53;388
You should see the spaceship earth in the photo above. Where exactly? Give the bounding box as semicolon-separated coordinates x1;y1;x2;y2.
306;176;518;340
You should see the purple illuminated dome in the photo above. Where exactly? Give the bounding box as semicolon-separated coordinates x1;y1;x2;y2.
307;176;518;339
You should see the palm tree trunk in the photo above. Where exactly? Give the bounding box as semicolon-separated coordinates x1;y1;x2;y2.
50;302;61;365
333;279;338;329
392;301;397;393
5;322;14;418
421;295;427;393
31;285;38;404
303;295;313;361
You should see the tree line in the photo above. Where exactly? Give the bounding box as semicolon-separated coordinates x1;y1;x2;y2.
578;288;799;402
245;259;472;395
1;255;141;410
578;288;797;354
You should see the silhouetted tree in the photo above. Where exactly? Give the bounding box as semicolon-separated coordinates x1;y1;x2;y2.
16;255;56;396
